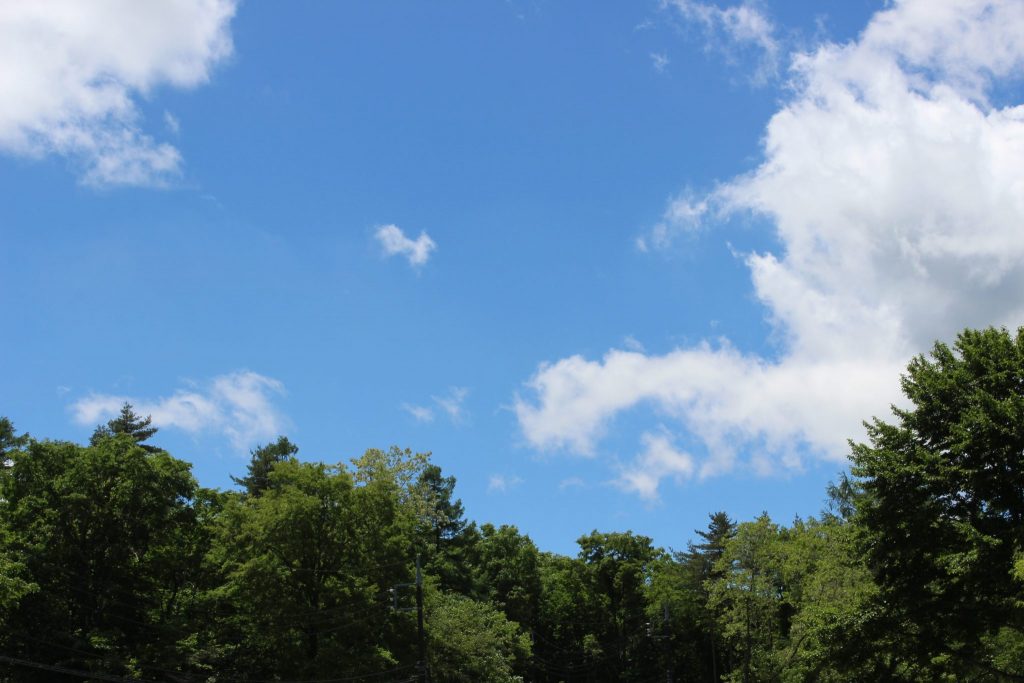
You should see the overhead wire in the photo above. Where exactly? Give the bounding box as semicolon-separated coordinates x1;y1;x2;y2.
9;631;420;683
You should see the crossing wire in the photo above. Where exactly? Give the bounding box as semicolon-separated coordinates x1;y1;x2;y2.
1;652;418;683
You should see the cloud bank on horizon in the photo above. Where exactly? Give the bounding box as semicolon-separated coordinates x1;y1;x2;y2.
0;0;236;186
517;0;1024;500
71;371;287;451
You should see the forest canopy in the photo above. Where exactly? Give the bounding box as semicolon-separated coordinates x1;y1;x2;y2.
2;327;1024;682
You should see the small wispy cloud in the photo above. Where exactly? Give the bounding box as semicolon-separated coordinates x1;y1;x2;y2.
622;336;646;353
488;474;524;493
638;192;710;250
433;386;468;423
402;403;435;423
650;51;670;73
558;476;586;491
375;224;437;267
164;111;181;135
70;371;287;451
663;0;780;84
402;386;469;425
615;431;695;502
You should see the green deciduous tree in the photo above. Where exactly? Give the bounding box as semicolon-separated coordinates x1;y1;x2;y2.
0;418;35;615
1;435;201;680
578;531;664;681
427;590;531;683
476;523;541;630
208;458;412;678
851;327;1024;679
708;514;785;683
770;517;882;682
534;552;604;681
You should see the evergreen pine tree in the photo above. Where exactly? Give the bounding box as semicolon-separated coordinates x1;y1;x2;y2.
231;436;299;496
90;402;160;452
0;417;28;464
679;511;736;682
686;511;736;580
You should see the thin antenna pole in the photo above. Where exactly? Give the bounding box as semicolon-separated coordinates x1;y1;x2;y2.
416;553;430;682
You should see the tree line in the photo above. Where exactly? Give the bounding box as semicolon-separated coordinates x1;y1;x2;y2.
2;327;1023;682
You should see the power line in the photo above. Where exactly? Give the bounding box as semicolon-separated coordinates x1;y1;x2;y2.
242;663;418;683
22;562;402;634
3;646;418;683
0;654;146;682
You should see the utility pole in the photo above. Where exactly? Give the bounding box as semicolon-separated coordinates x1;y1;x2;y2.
710;619;718;683
662;602;673;683
390;555;430;682
415;553;430;683
648;601;673;683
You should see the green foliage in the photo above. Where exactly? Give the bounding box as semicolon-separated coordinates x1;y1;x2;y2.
0;419;35;615
0;417;28;461
4;327;1023;682
532;531;665;681
647;554;713;682
230;434;299;496
534;551;605;680
707;514;785;683
476;523;542;628
851;327;1024;678
0;524;36;616
415;463;479;594
427;590;531;683
697;513;889;683
676;511;737;682
1;435;200;679
684;511;737;576
207;457;413;677
771;517;882;682
90;402;160;452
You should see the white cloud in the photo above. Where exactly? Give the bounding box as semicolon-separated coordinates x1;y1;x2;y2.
518;0;1024;482
642;193;709;251
402;387;469;425
403;403;435;423
488;474;524;493
0;0;236;186
376;224;437;267
558;476;586;490
615;431;695;502
432;386;468;422
516;345;900;477
664;0;780;83
650;52;670;73
71;371;286;450
622;335;646;353
164;111;181;135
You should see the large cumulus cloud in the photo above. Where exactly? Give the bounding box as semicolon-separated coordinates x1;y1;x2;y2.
517;0;1024;497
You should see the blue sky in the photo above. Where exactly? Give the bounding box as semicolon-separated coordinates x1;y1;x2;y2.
4;0;1024;555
